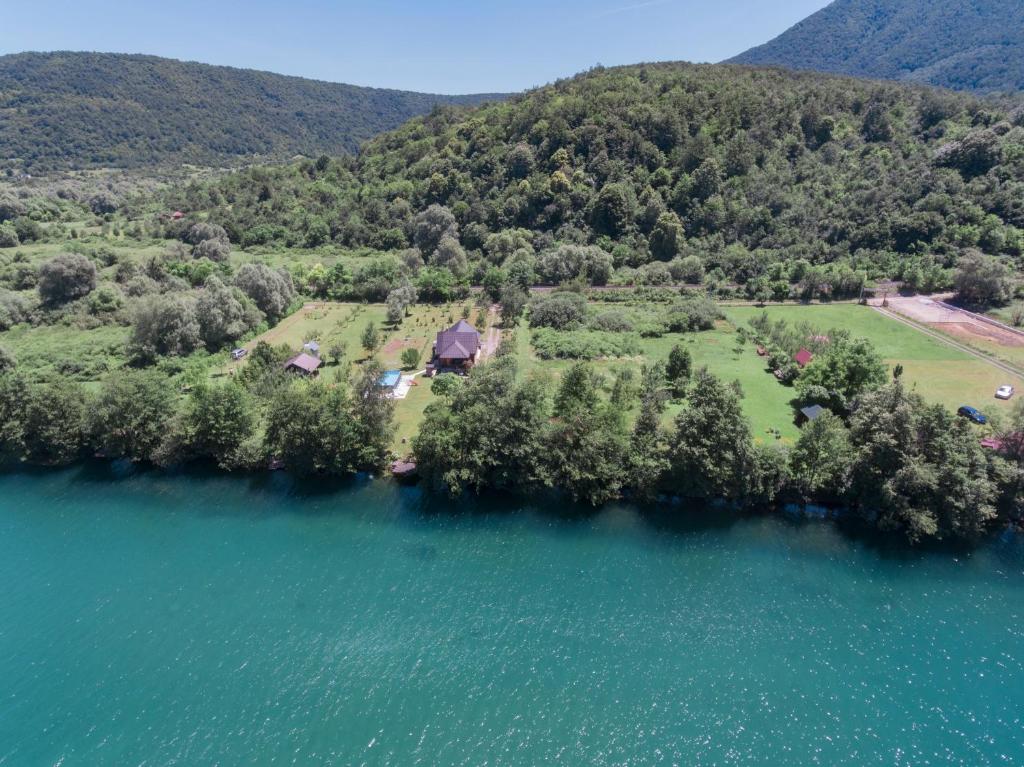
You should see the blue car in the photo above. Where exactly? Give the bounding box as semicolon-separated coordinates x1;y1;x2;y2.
957;405;987;425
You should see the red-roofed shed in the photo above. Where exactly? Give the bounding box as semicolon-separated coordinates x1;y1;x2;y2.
794;348;814;368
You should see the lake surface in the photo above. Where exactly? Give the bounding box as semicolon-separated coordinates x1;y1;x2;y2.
1;466;1023;766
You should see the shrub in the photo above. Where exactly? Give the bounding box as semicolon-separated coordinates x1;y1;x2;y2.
0;290;32;330
233;263;295;322
88;284;124;315
664;294;722;332
536;245;613;286
127;294;202;363
528;291;587;330
401;348;421;369
589;310;635;333
37;253;97;305
530;328;641;360
0;223;20;248
185;222;230;246
193;237;231;262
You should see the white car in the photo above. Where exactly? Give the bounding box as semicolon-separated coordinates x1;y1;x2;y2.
996;385;1014;400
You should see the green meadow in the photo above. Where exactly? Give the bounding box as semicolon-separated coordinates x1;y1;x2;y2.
726;304;1024;418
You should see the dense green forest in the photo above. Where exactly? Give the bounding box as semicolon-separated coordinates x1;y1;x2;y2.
0;52;502;171
730;0;1024;94
167;62;1024;295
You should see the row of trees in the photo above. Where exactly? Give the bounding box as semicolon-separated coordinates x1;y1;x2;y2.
0;353;394;476
414;351;1015;543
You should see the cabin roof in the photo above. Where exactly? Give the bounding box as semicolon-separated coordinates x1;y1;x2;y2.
800;404;826;421
284;353;322;373
435;319;480;360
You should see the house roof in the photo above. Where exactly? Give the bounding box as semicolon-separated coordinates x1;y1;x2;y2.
794;348;814;367
285;353;322;374
800;405;826;421
982;433;1024;453
435;319;480;360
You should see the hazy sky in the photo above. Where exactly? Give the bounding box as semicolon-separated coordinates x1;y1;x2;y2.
0;0;831;93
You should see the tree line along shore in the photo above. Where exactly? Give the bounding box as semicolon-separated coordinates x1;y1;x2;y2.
2;62;1024;545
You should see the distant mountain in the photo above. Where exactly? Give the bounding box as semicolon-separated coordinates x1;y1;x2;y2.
730;0;1024;93
0;52;503;171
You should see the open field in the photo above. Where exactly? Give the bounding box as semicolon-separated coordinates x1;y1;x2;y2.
510;300;1024;445
514;316;802;443
877;296;1024;370
14;297;1013;458
0;323;131;389
726;304;1024;419
221;301;498;451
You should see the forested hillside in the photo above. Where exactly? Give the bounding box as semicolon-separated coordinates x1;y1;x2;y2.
0;52;501;171
169;62;1024;295
730;0;1024;94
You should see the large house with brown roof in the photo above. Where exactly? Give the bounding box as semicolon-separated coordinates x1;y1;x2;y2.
427;319;481;375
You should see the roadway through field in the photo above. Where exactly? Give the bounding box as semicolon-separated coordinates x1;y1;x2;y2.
872;306;1024;380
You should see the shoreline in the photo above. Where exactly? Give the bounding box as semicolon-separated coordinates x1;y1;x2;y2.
7;455;1021;553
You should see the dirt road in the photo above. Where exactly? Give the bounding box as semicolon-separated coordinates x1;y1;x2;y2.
874;295;1024;349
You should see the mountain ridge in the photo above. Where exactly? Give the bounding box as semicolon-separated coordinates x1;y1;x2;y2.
0;51;504;172
729;0;1024;94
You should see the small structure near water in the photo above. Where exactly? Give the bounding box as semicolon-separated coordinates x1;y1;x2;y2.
391;459;418;481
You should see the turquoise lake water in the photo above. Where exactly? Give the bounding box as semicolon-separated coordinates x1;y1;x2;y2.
1;466;1022;766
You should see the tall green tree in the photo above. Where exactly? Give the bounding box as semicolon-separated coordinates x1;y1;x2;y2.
361;321;381;355
351;359;396;470
90;370;175;462
627;390;670;501
847;382;997;542
554;362;600;417
181;382;257;468
796;336;887;412
264;381;358;476
414;358;550;495
665;344;693;397
669;369;759;503
789;411;852;501
20;380;88;465
544;406;629;505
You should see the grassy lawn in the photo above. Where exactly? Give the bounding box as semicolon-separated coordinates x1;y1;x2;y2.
510;301;1024;445
1;323;131;389
514;316;801;443
11;298;1011;458
726;304;1024;418
224;301;497;452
